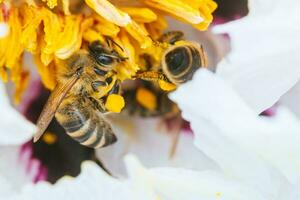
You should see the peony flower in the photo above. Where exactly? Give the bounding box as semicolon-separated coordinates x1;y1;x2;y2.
1;0;300;200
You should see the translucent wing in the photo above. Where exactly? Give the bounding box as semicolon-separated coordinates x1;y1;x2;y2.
33;75;79;142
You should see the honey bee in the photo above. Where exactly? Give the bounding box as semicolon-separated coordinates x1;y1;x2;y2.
129;31;208;157
34;40;126;148
135;31;208;86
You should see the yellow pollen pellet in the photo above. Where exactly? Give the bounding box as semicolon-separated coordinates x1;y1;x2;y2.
42;132;57;145
136;87;157;110
158;80;177;91
105;94;125;113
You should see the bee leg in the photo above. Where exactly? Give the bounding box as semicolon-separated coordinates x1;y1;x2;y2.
88;96;107;113
91;81;107;92
134;71;177;90
107;80;121;95
134;71;170;83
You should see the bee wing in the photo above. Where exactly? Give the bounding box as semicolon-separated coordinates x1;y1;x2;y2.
33;75;79;142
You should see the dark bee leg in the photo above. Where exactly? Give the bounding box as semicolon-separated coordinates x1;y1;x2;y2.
108;80;121;95
159;31;184;44
135;71;171;83
91;81;107;92
134;71;177;89
90;78;121;113
88;97;107;113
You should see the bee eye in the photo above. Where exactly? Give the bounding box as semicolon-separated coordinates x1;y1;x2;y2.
165;47;189;75
97;55;114;66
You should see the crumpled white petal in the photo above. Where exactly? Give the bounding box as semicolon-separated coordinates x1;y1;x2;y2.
170;69;300;198
7;160;132;200
279;81;300;118
0;83;36;145
2;154;280;200
0;147;32;198
213;0;300;114
125;154;266;200
96;118;217;176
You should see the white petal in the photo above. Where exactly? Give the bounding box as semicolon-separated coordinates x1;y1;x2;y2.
8;161;132;200
213;0;300;114
170;69;290;197
0;83;36;145
96;117;217;177
277;181;300;200
0;146;32;198
3;154;266;200
280;81;300;116
124;154;266;200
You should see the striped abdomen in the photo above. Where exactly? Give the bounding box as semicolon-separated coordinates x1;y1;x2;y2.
162;43;207;85
55;96;117;148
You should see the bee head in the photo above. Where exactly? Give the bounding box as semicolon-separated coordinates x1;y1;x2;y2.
88;41;126;69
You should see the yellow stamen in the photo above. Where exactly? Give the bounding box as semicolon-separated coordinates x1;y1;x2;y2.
21;6;42;53
105;94;125;113
55;15;83;59
145;0;203;24
94;16;120;37
83;28;105;43
125;21;152;49
0;22;9;38
115;30;139;80
41;7;61;64
42;0;58;9
85;0;131;26
62;0;71;15
25;0;37;7
146;15;168;40
14;71;29;105
0;8;23;70
120;7;157;23
136;87;157;110
34;55;57;90
0;67;8;82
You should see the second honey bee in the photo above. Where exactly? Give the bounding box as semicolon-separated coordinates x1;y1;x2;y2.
34;40;125;148
136;31;208;87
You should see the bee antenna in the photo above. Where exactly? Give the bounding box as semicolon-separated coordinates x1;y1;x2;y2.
105;36;124;52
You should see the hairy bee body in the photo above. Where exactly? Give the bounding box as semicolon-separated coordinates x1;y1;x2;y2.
35;40;126;148
54;49;120;148
55;95;116;148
